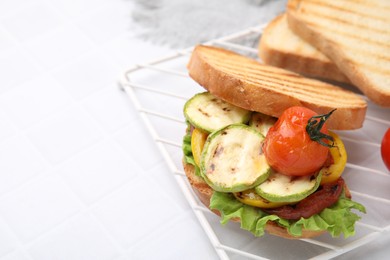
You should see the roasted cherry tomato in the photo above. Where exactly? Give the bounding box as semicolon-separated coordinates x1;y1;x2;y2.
381;128;390;171
263;106;332;176
320;131;347;184
191;128;208;166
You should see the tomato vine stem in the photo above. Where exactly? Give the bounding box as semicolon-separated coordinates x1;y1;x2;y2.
306;109;336;148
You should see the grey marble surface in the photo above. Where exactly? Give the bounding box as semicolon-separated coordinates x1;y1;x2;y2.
131;0;287;48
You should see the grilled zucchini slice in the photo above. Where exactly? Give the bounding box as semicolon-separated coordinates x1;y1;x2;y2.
184;92;251;133
249;112;277;137
255;172;322;203
200;124;270;192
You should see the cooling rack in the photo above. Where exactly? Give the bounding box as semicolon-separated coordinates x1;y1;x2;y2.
119;24;390;259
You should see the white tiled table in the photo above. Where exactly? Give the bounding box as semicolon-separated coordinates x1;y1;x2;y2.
2;1;390;259
0;0;217;259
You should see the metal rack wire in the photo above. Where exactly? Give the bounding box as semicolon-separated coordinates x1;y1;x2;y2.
119;24;390;259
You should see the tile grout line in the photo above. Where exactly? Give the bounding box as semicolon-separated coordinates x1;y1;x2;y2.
4;174;143;257
0;63;144;258
0;122;138;256
53;171;132;257
0;1;187;258
0;1;139;258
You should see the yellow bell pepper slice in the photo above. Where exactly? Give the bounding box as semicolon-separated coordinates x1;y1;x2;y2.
191;128;208;166
320;131;347;185
234;189;292;209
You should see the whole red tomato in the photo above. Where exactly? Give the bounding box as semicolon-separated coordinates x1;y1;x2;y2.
381;128;390;171
263;106;331;176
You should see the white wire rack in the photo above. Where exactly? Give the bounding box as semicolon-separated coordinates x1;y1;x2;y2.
119;24;390;259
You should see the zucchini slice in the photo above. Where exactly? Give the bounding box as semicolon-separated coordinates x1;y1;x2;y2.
200;124;270;192
184;92;251;133
234;189;292;209
249;112;277;137
255;172;322;203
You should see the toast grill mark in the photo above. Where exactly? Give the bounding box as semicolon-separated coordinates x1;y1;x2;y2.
212;59;343;94
202;55;366;107
299;14;390;48
220;71;356;104
211;58;303;79
295;21;390;74
308;0;390;12
300;0;390;22
349;0;390;9
214;55;388;91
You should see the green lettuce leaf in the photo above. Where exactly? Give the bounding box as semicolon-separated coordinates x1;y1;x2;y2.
210;191;366;238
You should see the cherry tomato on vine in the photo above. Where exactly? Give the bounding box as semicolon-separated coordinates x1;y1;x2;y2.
381;128;390;171
263;106;333;176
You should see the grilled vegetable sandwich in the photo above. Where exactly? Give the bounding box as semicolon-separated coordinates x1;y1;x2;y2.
182;45;367;239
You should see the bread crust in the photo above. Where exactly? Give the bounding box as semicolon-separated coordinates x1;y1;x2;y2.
286;0;390;107
187;45;367;130
183;161;326;239
259;14;351;84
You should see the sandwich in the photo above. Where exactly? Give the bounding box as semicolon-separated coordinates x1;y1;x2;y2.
182;45;367;239
286;0;390;107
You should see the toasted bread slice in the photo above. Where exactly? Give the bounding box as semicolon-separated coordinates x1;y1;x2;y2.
187;45;367;130
259;14;350;84
287;0;390;107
